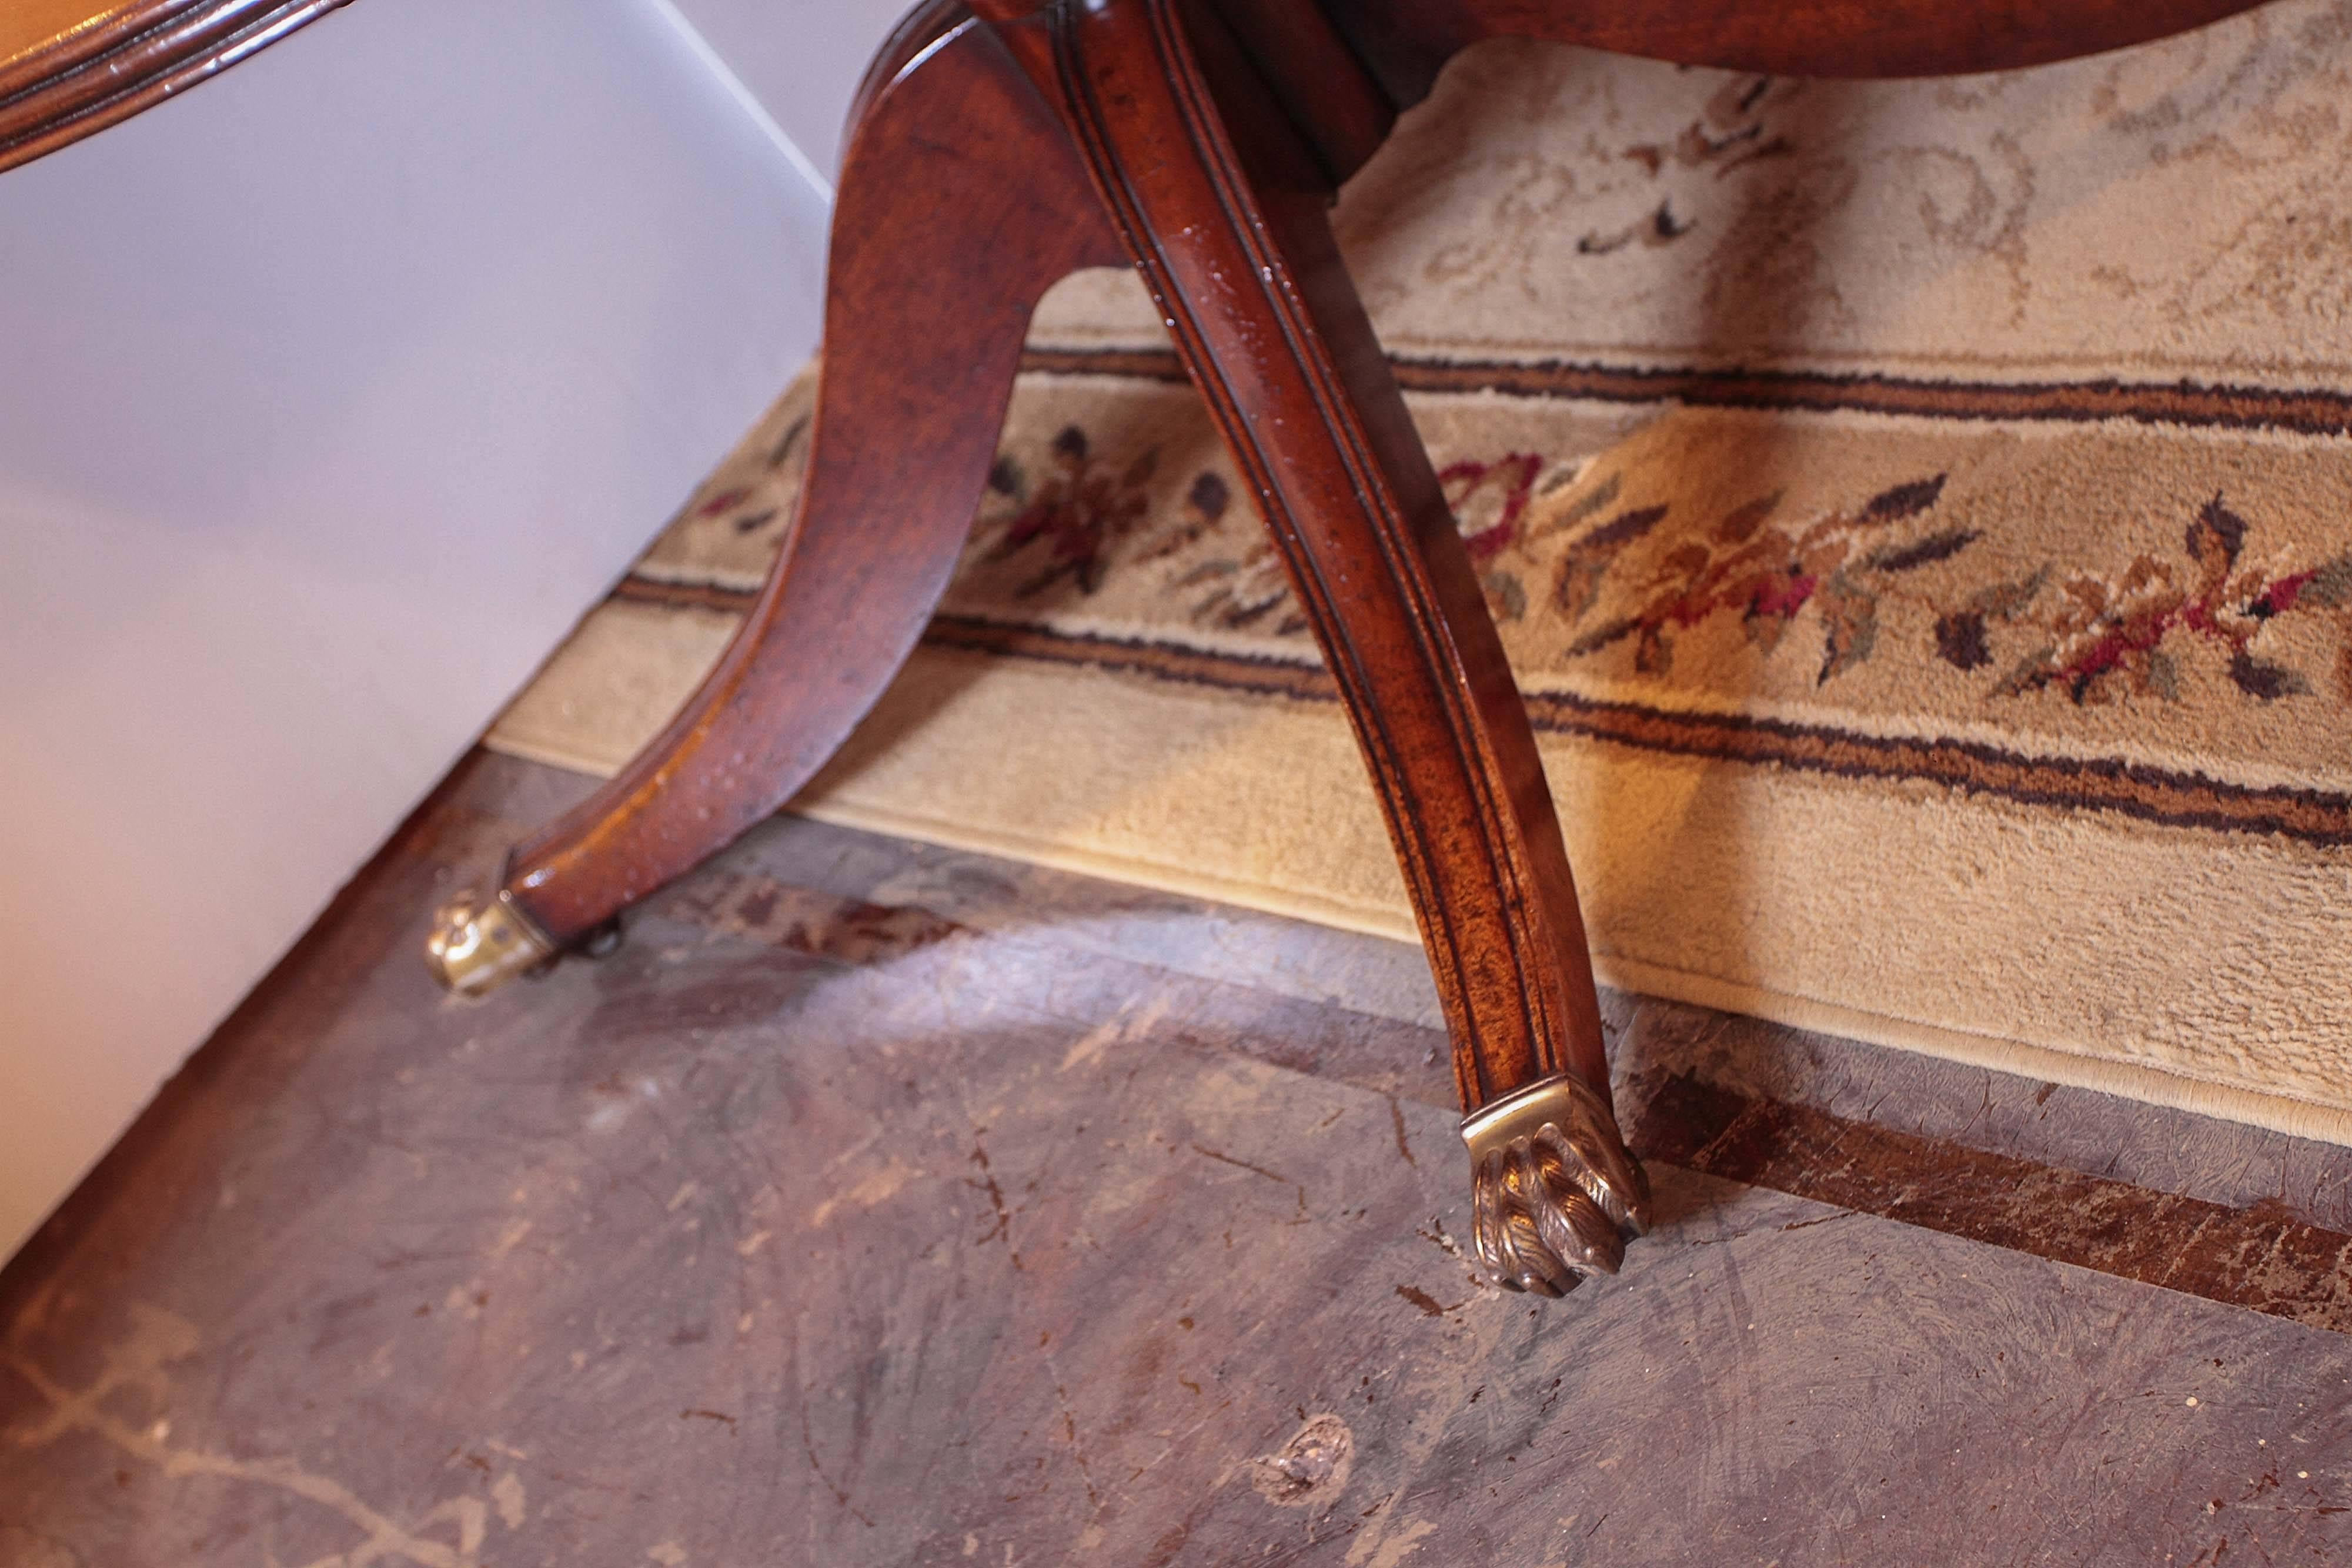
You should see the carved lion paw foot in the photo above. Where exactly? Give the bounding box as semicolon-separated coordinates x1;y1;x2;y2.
1462;1072;1651;1297
423;887;558;997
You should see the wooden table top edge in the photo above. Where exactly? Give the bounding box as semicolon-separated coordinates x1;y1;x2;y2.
0;0;352;175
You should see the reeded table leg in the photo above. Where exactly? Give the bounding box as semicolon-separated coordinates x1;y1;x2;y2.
1005;0;1647;1292
430;0;1645;1297
425;5;1122;991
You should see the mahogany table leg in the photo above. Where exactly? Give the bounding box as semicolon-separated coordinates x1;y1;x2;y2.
1007;0;1648;1293
425;9;1122;991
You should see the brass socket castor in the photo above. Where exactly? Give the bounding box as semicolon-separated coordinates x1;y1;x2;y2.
424;887;558;997
1462;1072;1651;1296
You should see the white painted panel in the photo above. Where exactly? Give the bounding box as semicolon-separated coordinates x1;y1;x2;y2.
0;0;837;1259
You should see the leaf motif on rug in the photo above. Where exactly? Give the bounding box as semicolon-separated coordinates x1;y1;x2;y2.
948;392;2352;739
1534;472;1957;687
1962;494;2352;707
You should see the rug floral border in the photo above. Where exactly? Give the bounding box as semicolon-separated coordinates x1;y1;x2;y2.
616;347;2352;851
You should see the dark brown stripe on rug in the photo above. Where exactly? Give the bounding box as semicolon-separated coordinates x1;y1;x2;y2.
1622;1067;2352;1334
917;612;2352;847
1519;688;2352;845
1020;346;2352;436
606;580;2352;848
616;578;766;614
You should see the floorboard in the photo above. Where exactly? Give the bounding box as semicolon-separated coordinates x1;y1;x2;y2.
3;753;2348;1567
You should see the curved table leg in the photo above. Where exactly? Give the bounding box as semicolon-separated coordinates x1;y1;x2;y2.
426;9;1122;992
1017;0;1649;1294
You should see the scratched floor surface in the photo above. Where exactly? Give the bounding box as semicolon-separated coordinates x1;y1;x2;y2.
4;753;2350;1567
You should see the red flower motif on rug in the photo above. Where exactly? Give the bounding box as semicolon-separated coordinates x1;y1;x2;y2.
1946;494;2352;704
1555;473;1961;685
984;426;1157;597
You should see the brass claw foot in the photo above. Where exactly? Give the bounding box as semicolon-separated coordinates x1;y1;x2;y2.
1463;1073;1652;1297
423;886;558;997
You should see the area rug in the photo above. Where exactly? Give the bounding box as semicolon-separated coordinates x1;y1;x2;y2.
488;1;2352;1142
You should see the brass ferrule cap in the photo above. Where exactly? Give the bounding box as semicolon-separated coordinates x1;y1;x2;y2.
424;888;558;996
1461;1072;1651;1297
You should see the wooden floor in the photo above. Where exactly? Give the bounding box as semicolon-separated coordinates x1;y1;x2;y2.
5;753;2351;1566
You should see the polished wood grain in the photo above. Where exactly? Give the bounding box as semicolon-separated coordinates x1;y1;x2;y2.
1023;0;1612;1126
1204;0;1395;185
0;0;350;173
502;14;1123;941
1;0;132;65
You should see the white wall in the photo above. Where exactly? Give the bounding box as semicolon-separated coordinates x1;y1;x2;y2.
0;0;902;1261
663;0;917;183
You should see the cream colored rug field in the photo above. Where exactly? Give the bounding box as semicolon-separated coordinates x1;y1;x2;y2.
491;2;2352;1142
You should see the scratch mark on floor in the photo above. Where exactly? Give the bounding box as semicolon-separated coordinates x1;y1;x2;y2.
1389;1099;1417;1168
5;1305;520;1568
808;1156;923;1230
799;1405;876;1530
967;1131;1024;1269
1190;1145;1289;1186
